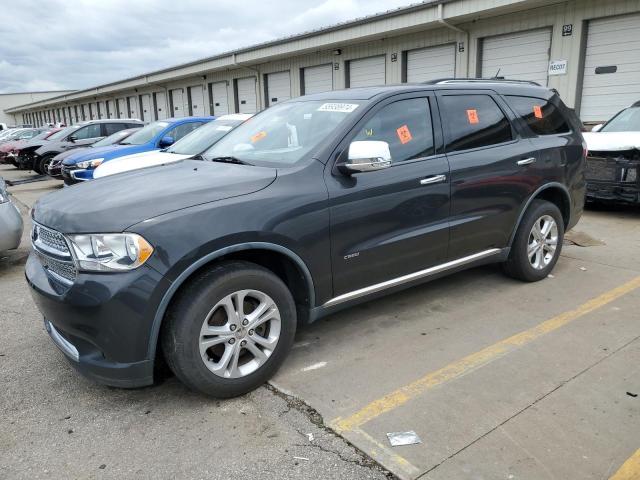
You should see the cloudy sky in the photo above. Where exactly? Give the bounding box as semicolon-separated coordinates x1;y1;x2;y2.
0;0;415;94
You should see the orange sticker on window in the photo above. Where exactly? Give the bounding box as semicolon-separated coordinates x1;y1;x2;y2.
533;105;543;119
250;131;267;143
466;109;479;124
396;124;413;144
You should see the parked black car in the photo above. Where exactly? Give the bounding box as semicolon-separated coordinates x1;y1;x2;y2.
47;127;141;179
27;81;585;397
19;119;142;174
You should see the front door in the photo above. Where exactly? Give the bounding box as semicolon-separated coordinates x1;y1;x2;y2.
326;94;450;297
437;91;536;259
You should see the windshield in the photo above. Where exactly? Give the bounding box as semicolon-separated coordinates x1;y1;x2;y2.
48;126;78;141
92;129;137;147
121;121;168;145
601;107;640;132
166;119;243;155
203;101;363;167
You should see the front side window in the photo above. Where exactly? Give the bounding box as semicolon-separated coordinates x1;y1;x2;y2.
441;95;513;153
203;100;363;167
167;119;243;155
121;121;169;145
601;106;640;132
72;123;101;140
351;98;435;163
507;96;570;135
165;122;206;144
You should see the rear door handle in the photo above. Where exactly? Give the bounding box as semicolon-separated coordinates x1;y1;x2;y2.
419;174;447;185
517;157;536;166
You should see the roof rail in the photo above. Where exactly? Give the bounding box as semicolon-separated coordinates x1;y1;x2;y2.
424;78;542;86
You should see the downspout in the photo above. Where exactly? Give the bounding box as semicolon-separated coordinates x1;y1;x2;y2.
437;3;470;77
231;53;263;111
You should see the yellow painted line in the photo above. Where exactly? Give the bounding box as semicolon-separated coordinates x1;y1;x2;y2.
610;449;640;480
331;276;640;433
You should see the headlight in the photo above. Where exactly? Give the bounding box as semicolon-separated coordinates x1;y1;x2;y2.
76;158;104;169
66;233;153;271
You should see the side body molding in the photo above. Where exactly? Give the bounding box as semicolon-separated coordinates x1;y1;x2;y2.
146;242;316;361
508;182;572;246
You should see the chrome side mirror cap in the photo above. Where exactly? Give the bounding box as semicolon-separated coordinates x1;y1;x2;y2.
342;140;391;173
590;123;603;132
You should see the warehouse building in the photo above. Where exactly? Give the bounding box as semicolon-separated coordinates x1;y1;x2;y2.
5;0;640;126
0;91;75;126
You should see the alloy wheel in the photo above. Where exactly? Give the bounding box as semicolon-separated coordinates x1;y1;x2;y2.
199;289;281;378
527;215;558;270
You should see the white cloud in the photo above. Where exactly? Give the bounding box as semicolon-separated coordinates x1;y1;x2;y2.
0;0;414;93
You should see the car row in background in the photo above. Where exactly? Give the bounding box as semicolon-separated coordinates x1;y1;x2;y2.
583;100;640;205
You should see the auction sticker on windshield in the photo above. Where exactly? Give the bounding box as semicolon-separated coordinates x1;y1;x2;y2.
317;103;359;113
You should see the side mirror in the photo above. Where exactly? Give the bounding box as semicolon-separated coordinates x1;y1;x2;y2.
591;124;603;132
68;135;77;142
159;136;174;148
339;140;391;174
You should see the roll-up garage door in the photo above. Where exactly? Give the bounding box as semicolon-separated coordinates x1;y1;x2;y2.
127;96;139;119
106;100;115;118
188;85;205;116
480;28;551;86
140;94;152;122
116;98;126;118
89;104;96;120
170;88;186;117
236;77;257;114
98;101;107;119
348;56;386;87
154;91;167;120
406;44;456;82
265;71;291;107
209;82;229;115
302;64;333;95
580;13;640;122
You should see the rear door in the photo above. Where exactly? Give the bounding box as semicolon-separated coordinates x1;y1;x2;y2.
326;93;450;296
437;90;536;259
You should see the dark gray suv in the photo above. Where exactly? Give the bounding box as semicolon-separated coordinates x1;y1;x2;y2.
26;81;586;397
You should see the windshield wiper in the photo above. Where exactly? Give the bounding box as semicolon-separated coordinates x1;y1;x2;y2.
207;156;253;165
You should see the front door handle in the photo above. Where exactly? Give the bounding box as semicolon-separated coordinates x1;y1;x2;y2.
517;157;536;166
419;174;447;185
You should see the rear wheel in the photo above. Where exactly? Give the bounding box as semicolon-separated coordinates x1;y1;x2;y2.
502;200;564;282
161;260;296;397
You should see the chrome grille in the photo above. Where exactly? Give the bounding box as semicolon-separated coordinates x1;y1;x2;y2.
35;251;77;283
32;223;77;284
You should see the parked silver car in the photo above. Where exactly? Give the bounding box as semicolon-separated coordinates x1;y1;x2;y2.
0;177;23;251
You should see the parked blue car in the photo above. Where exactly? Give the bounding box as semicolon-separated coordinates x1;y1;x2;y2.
61;116;214;184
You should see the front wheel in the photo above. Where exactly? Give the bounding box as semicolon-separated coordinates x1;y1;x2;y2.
38;155;55;176
502;200;564;282
161;260;297;397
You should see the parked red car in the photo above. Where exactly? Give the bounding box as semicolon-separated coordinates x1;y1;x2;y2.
0;128;60;166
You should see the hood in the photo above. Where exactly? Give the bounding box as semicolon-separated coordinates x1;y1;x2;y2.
19;139;47;152
35;140;71;155
583;131;640;151
0;140;24;152
33;160;277;233
62;144;155;165
94;150;191;179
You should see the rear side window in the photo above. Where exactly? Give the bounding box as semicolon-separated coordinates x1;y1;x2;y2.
507;96;570;135
352;97;435;163
104;123;127;136
440;95;513;152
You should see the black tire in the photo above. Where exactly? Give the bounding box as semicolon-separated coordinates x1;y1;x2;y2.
161;260;297;398
502;200;564;282
37;154;55;176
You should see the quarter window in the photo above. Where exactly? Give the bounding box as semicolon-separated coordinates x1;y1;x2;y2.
507;96;570;135
352;98;435;163
441;95;513;152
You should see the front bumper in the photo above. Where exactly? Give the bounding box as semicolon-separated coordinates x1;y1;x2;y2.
47;159;63;178
585;153;639;204
26;251;172;388
586;181;640;204
61;165;92;184
0;201;23;251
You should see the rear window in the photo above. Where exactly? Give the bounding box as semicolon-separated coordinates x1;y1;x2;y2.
507;96;570;135
440;94;513;152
